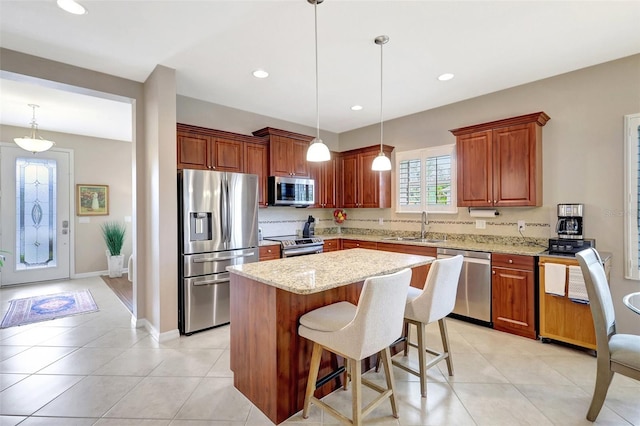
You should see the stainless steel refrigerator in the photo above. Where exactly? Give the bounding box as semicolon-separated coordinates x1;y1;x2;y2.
178;169;259;334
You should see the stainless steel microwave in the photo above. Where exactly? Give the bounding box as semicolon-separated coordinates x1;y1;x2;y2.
268;176;315;207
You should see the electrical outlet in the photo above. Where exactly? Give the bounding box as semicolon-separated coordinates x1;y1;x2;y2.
379;217;384;225
475;220;486;229
518;220;526;231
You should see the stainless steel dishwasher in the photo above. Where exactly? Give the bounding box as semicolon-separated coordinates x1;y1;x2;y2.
437;248;492;326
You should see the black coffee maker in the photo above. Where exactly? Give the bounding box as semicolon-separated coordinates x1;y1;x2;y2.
302;215;315;238
556;203;583;240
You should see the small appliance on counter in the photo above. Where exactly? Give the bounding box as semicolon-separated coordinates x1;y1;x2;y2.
302;215;315;238
556;203;584;239
546;238;596;256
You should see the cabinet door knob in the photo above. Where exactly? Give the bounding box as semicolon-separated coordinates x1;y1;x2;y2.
492;270;496;274
488;200;491;203
509;259;513;264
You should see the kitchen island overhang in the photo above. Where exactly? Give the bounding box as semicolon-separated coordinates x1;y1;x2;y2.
227;248;434;424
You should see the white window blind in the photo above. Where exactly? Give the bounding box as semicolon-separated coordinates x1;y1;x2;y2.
624;113;640;280
396;144;457;213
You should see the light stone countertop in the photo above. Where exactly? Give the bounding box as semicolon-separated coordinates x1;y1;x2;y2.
227;248;434;295
322;234;547;256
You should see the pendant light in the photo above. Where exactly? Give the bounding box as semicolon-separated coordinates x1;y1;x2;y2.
371;35;392;171
14;104;55;154
306;0;331;162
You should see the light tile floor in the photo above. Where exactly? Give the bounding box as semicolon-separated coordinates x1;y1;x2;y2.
0;277;638;425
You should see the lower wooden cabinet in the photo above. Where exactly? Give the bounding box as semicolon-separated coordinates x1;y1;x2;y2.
341;239;378;250
538;256;611;350
492;253;536;339
259;245;280;261
322;239;341;252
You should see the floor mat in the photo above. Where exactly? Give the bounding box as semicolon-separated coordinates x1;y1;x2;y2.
0;289;98;328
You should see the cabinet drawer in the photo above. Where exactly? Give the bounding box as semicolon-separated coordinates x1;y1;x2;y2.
492;253;534;271
342;239;377;250
323;239;340;252
259;245;280;261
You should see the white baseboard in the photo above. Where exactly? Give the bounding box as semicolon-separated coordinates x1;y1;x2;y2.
136;318;179;342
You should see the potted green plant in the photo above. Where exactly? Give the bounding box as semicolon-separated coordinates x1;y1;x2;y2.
101;221;126;278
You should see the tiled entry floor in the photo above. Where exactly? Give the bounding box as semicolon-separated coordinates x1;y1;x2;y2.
0;276;638;425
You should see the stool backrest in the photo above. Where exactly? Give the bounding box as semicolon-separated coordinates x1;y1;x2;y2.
408;255;463;324
352;268;412;359
576;248;616;350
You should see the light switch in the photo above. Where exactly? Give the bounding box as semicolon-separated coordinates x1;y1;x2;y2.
475;220;486;229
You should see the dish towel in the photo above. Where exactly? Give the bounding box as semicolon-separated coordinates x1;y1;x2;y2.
568;265;589;304
544;263;566;296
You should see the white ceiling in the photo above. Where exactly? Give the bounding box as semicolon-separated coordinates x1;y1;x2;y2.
1;0;639;142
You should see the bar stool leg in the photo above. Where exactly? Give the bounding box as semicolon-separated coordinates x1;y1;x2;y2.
351;358;362;426
303;343;323;419
416;321;427;398
439;318;454;376
403;321;410;356
380;346;399;418
343;358;349;390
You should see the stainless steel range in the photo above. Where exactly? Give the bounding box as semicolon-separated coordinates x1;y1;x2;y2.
264;235;324;258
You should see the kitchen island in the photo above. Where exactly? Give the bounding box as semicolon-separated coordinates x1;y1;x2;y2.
227;248;434;424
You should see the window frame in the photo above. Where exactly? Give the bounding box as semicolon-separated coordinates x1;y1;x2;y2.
624;113;640;280
395;144;457;214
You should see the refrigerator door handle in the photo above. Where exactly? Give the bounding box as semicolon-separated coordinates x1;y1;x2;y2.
225;177;231;244
193;277;230;286
192;252;257;263
220;176;228;245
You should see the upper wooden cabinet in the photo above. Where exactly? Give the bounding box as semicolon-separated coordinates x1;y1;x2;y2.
450;112;550;207
244;139;270;208
177;124;263;173
252;127;314;177
338;145;393;208
309;153;337;208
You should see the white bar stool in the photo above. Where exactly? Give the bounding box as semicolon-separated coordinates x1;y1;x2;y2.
298;268;412;425
392;255;463;397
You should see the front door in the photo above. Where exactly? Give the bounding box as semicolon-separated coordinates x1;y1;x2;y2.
0;145;72;286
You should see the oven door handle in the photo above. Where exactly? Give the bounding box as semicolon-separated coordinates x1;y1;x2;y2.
283;246;323;257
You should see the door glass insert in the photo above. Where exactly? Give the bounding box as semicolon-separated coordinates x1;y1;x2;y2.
15;157;57;270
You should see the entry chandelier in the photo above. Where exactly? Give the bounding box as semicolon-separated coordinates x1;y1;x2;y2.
306;0;330;162
14;104;55;154
371;35;392;171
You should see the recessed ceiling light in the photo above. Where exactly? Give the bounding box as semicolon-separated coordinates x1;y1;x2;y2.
57;0;87;15
351;105;363;111
438;73;455;81
252;69;269;79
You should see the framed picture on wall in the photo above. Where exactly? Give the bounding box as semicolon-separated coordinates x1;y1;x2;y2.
76;184;109;216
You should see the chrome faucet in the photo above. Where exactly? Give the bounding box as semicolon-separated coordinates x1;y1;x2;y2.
420;211;428;239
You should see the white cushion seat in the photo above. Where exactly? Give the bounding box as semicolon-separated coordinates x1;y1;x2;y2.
389;255;463;398
299;268;412;425
610;334;640;370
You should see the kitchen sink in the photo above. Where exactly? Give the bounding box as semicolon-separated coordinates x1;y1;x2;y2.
382;237;419;241
420;239;446;243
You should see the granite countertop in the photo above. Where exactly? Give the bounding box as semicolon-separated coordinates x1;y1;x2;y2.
321;234;546;256
227;248;434;295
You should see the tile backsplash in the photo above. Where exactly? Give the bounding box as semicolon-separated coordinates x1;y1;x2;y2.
258;206;556;240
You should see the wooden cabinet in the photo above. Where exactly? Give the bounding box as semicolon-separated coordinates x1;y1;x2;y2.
244;140;269;207
338;145;393;208
177;124;264;173
342;239;378;250
538;256;611;350
259;245;280;261
450;112;549;207
492;253;536;339
252;127;313;177
309;154;337;208
322;238;341;252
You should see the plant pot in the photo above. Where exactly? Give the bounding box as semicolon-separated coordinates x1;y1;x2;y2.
106;251;124;278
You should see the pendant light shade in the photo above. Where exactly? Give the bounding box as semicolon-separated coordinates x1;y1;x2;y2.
372;35;392;171
306;0;330;162
14;104;55;154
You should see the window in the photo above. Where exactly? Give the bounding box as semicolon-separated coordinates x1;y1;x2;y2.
396;144;457;213
625;113;640;280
